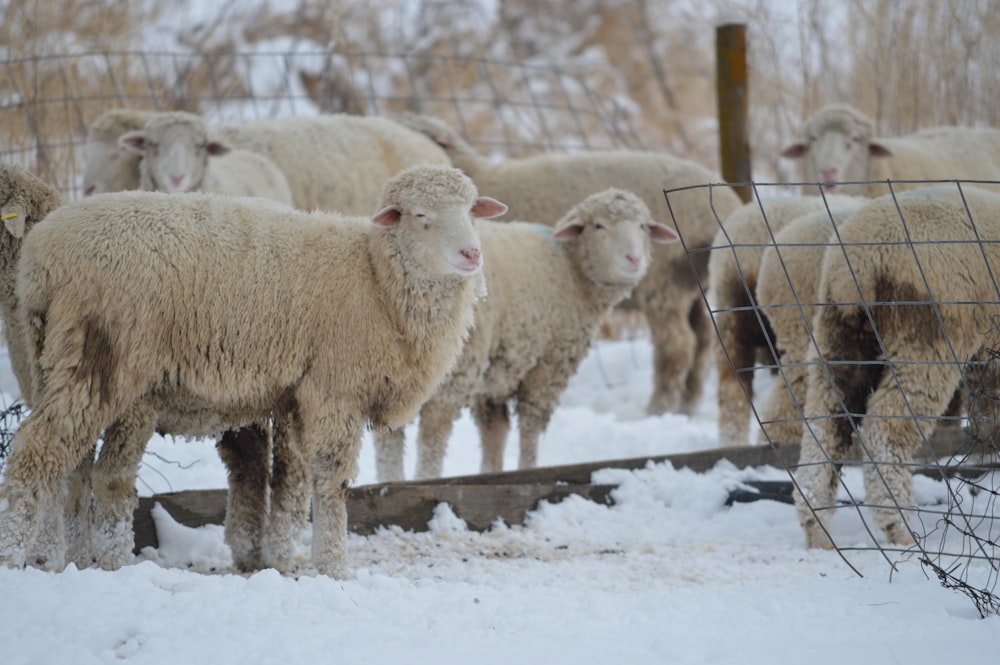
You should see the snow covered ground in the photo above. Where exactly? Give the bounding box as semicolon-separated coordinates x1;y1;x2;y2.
0;336;997;664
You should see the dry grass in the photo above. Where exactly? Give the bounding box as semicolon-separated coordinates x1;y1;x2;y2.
2;0;1000;197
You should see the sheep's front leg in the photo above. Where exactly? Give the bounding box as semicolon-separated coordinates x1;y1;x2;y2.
640;289;697;416
305;414;361;579
217;423;271;572
91;405;156;570
266;415;311;572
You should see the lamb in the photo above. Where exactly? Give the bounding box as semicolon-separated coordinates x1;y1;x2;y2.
0;163;506;578
81;108;159;196
708;194;864;447
398;113;742;415
83;109;450;213
781;103;1000;197
118;111;294;206
753;202;866;446
373;188;677;482
0;163;78;570
794;184;1000;549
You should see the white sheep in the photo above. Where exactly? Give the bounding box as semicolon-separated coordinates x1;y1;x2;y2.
118;111;294;205
754;202;866;446
81;108;160;196
781;103;1000;197
83;110;450;213
399;113;742;415
795;184;1000;549
709;194;864;447
373;188;677;482
0;162;81;570
0;163;506;578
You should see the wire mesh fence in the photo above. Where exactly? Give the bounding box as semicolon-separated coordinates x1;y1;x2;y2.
671;179;1000;617
1;50;643;200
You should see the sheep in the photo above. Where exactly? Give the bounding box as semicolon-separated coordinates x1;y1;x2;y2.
118;111;294;206
0;162;81;570
0;163;506;578
794;184;1000;549
753;202;867;446
373;188;678;482
83;110;450;213
81;108;160;196
781;103;1000;197
398;113;742;415
709;194;865;447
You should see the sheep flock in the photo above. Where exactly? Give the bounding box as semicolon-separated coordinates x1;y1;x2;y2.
0;99;998;577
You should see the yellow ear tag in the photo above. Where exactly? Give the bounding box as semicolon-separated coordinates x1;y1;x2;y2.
0;212;19;221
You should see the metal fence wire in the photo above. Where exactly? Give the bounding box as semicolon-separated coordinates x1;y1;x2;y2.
671;180;1000;618
1;50;642;200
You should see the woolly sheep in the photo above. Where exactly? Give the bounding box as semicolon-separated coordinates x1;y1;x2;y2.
0;163;77;570
118;111;294;205
81;108;159;196
373;188;678;481
794;184;1000;549
709;194;864;447
753;202;866;446
84;110;450;213
781;103;1000;197
399;113;742;415
0;163;507;578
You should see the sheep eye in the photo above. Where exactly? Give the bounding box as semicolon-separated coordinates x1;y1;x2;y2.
594;223;605;230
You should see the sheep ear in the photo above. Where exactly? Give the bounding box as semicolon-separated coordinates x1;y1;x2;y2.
1;206;24;239
647;222;679;244
869;141;893;158
553;218;585;240
119;131;149;154
206;141;232;157
372;205;402;228
471;197;507;219
781;143;808;158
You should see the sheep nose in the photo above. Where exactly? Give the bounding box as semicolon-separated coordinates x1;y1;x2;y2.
820;167;837;182
83;185;96;197
170;175;185;189
460;248;481;264
626;254;642;269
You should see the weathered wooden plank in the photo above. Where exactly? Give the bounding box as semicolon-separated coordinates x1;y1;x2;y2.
131;426;984;552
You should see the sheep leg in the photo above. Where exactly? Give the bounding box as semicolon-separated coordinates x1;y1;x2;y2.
61;445;96;569
266;415;311;572
0;396;113;568
860;358;961;547
415;400;461;480
795;307;883;549
90;405;156;570
512;397;555;471
372;426;406;483
714;306;771;447
643;301;697;416
472;398;510;474
216;424;271;572
306;414;362;579
757;350;809;446
682;300;714;413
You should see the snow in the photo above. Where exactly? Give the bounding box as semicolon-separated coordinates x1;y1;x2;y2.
0;335;997;664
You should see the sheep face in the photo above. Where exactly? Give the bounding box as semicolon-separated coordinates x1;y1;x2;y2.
82;137;142;196
781;105;883;193
119;114;231;194
372;196;505;278
553;190;677;286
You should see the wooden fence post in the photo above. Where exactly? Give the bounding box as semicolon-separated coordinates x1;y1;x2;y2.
716;23;752;203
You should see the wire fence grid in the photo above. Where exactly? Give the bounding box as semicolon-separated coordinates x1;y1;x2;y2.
1;50;643;200
669;179;1000;617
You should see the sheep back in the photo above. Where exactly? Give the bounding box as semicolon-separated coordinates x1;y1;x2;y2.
213;114;451;213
